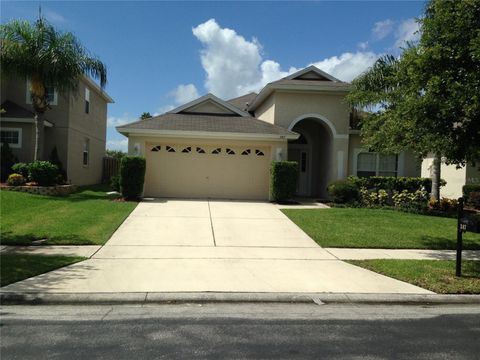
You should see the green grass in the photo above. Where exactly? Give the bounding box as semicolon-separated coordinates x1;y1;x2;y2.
1;254;86;286
349;259;480;294
282;208;480;250
1;184;137;245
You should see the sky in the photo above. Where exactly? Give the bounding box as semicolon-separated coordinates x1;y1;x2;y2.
1;1;426;152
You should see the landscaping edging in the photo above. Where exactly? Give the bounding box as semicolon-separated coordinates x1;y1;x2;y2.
2;184;77;196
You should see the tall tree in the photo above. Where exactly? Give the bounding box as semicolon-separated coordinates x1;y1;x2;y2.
347;0;480;199
1;16;107;160
140;112;152;119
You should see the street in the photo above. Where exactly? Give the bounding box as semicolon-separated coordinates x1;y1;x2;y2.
1;303;479;359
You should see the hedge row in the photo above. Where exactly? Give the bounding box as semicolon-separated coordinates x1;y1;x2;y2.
347;176;441;193
270;161;298;202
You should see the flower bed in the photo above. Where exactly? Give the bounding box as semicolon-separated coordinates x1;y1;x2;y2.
2;184;77;196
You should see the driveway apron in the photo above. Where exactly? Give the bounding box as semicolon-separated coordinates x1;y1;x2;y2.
2;199;432;294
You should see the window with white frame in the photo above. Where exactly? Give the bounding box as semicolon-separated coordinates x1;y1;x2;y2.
26;79;58;105
83;139;90;166
0;128;22;148
85;88;90;114
357;152;398;177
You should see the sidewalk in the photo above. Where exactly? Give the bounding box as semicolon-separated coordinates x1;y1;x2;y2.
2;245;479;261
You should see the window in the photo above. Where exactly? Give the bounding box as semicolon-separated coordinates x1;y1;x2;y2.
181;146;192;153
357;151;398;177
26;79;58;105
255;149;264;156
226;148;235;155
151;145;161;152
211;148;221;154
166;146;175;153
83;139;90;166
0;128;22;148
85;88;90;114
196;147;205;154
241;149;251;155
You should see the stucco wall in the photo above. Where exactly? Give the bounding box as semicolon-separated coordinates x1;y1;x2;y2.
0;121;35;163
272;92;350;134
421;156;466;199
254;93;276;124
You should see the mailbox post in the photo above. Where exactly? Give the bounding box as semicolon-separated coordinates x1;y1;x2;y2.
456;197;464;277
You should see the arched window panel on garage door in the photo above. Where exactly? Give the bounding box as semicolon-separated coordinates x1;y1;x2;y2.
241;149;251;155
196;147;205;154
166;146;176;153
151;145;161;152
182;146;192;153
255;149;265;156
226;148;235;155
212;148;222;154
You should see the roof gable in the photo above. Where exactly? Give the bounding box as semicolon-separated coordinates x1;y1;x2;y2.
169;93;250;117
285;65;342;83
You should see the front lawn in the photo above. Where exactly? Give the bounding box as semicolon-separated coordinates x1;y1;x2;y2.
1;254;85;286
1;185;137;245
349;259;480;294
282;208;480;250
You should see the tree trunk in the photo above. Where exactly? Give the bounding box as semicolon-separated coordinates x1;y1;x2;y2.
34;112;45;161
431;153;441;200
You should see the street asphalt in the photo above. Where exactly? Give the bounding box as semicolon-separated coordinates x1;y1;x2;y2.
1;303;479;359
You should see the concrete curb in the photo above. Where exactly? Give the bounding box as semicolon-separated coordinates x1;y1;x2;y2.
1;291;479;305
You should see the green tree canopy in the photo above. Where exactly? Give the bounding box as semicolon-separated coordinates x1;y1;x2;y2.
140;112;153;119
347;0;480;198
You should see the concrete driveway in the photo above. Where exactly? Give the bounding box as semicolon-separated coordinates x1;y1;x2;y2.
3;199;431;294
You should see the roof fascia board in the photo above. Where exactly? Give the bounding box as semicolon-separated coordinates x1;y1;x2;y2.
116;127;299;141
284;65;342;82
168;93;250;117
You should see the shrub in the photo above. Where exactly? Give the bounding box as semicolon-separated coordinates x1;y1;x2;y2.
270;161;298;202
110;175;120;192
120;156;146;200
463;184;480;209
392;189;428;211
327;180;359;203
1;142;18;182
7;173;25;186
347;176;443;193
28;161;59;186
11;163;29;179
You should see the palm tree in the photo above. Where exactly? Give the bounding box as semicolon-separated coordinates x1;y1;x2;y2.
0;16;107;160
347;53;442;200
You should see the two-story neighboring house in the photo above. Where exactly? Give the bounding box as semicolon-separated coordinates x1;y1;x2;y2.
117;65;420;200
0;75;113;185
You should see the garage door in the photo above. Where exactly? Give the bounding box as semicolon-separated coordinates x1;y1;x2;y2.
144;143;271;200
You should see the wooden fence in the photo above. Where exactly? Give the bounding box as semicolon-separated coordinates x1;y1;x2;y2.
102;156;120;182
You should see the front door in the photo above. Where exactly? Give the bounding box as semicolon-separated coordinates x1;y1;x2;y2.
288;147;310;196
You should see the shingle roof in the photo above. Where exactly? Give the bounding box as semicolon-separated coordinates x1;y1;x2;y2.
227;93;258;111
1;100;34;118
118;112;296;137
268;79;350;87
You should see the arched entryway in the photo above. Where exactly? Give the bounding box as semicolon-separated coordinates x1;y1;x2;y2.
287;116;333;198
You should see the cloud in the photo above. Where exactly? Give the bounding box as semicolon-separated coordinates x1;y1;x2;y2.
191;19;380;98
357;41;369;50
43;9;67;24
372;19;395;40
311;52;379;82
394;18;421;48
106;138;128;152
107;114;136;128
192;19;263;99
170;84;199;104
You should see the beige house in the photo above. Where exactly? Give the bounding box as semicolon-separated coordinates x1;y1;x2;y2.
421;156;480;199
118;66;419;200
1;75;113;185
